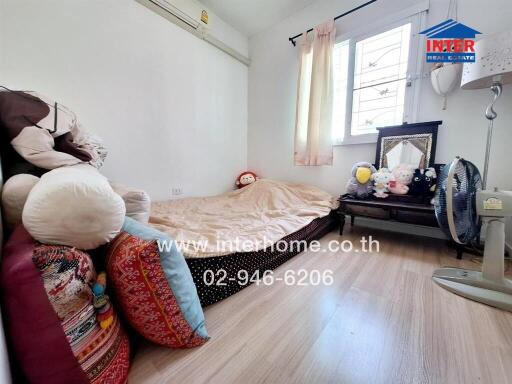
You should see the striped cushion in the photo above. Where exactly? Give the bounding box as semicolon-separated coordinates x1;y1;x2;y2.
1;226;130;384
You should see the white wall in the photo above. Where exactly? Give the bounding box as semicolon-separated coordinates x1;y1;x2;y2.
248;0;512;197
0;0;248;201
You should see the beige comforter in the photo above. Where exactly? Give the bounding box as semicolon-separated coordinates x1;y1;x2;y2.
149;179;337;258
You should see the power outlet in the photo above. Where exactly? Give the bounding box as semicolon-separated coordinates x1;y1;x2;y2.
171;187;183;196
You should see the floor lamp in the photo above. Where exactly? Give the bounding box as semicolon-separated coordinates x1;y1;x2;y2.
461;30;512;189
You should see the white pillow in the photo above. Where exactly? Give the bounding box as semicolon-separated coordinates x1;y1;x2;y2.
22;164;126;249
1;174;40;230
110;182;151;224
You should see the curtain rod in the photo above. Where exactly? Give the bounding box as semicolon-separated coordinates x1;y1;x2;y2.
288;0;378;46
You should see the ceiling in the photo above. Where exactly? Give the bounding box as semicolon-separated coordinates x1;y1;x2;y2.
201;0;317;37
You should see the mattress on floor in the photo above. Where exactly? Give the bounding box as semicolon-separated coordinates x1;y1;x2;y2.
149;179;338;258
186;212;337;307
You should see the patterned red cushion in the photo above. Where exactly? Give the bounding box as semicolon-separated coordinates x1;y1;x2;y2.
107;230;208;348
1;226;130;384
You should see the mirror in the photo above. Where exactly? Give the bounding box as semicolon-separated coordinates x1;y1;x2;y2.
380;135;432;170
374;121;440;170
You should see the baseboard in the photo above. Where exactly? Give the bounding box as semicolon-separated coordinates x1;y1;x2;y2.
346;216;510;251
348;216;447;240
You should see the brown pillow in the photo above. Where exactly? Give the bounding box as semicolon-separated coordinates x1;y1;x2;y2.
0;90;92;169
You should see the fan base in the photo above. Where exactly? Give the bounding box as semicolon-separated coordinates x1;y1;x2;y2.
433;267;512;312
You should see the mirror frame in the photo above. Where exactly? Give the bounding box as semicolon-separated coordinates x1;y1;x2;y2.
374;121;441;170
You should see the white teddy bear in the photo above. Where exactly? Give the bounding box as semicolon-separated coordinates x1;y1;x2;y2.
371;168;394;198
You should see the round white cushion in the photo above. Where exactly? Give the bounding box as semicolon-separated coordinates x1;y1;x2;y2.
110;182;151;224
22;164;126;249
1;174;40;230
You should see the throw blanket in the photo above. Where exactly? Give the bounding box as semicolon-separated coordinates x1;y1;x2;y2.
150;179;337;258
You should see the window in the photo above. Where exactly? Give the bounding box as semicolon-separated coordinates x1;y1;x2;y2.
332;17;421;144
352;24;411;135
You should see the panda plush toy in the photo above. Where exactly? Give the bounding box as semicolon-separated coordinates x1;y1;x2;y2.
409;168;437;196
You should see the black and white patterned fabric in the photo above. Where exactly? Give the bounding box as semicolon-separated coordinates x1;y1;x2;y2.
186;212;337;307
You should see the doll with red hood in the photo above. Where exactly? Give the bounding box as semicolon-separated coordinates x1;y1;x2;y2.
235;171;259;188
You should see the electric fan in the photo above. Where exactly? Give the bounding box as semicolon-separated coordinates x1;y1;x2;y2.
433;156;512;311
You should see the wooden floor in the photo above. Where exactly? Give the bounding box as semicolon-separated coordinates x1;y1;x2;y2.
129;227;512;384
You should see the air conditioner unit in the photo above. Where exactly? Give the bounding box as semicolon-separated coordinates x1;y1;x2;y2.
148;0;199;30
138;0;250;66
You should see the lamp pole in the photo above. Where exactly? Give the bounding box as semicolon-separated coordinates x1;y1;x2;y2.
482;80;502;189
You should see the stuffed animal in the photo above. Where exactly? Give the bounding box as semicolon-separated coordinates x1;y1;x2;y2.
236;171;259;189
346;161;377;199
371;168;394;198
388;164;415;195
409;168;437;196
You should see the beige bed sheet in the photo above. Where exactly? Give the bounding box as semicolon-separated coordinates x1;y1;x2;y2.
149;179;337;258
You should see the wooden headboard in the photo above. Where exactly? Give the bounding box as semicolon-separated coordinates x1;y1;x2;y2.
0;157;14;383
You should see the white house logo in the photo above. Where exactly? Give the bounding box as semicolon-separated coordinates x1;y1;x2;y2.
420;19;481;63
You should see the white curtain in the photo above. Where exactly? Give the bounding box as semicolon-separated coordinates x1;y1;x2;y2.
294;20;336;166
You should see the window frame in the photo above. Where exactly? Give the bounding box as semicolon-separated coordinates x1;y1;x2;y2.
333;8;427;146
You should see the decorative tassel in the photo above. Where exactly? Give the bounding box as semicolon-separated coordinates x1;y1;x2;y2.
92;271;114;329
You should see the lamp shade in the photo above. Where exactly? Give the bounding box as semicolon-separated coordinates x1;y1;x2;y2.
461;30;512;89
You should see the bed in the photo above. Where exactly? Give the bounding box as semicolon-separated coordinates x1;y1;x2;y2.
149;179;338;306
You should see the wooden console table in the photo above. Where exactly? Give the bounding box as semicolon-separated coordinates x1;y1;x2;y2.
337;195;463;259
